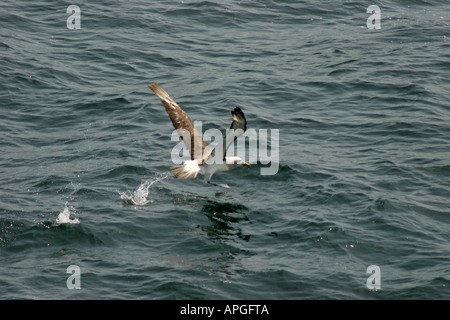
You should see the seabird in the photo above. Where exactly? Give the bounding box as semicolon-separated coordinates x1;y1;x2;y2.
149;82;250;188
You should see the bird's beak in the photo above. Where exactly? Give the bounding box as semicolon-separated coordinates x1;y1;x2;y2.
242;162;251;168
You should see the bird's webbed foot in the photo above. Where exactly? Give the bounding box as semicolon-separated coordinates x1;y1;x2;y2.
207;181;230;189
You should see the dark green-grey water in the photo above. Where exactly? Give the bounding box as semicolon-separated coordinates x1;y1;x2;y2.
1;1;449;300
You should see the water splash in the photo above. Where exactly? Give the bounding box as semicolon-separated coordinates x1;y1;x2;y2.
54;202;80;226
120;172;170;206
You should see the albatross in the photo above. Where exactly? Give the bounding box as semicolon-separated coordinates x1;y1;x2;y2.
149;82;250;188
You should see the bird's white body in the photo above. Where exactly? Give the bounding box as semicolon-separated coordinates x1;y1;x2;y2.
202;156;248;181
171;156;249;188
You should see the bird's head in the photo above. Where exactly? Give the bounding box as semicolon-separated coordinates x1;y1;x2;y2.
225;156;251;168
241;160;251;168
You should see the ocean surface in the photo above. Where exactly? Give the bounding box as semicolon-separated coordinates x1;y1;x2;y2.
1;0;449;300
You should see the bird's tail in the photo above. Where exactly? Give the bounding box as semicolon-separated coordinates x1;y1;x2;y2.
170;162;200;179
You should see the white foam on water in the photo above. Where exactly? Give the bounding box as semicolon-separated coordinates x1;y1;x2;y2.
54;202;80;226
120;172;170;206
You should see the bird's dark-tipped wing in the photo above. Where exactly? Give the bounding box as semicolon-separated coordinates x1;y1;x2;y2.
224;107;247;158
229;107;247;132
209;107;247;161
149;82;211;162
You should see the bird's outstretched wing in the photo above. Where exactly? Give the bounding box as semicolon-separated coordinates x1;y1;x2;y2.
149;82;211;162
208;107;247;161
